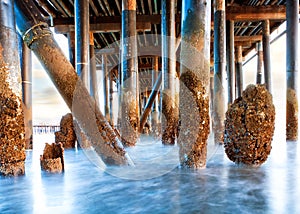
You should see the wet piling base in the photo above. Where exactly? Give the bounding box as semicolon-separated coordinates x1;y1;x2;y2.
0;42;25;176
286;88;298;141
55;113;77;148
178;71;210;169
0;89;25;176
120;91;139;147
40;143;64;173
224;84;275;165
161;90;178;145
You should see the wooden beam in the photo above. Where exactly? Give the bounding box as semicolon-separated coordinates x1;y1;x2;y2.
139;62;161;69
94;46;162;56
138;46;161;56
55;22;151;33
52;14;181;26
234;41;252;47
212;35;262;42
95;48;117;55
234;35;262;42
211;36;260;48
226;5;299;21
51;5;299;32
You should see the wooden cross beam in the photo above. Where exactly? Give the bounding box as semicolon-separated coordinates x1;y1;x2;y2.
52;5;300;34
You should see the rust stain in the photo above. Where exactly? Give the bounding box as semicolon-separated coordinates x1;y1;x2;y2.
122;0;136;11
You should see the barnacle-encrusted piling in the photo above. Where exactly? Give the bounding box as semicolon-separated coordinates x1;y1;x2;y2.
224;84;275;165
15;0;133;165
55;113;77;148
286;0;298;141
119;0;139;147
213;0;226;144
161;89;178;145
0;0;26;176
161;0;178;145
178;0;211;169
286;88;298;141
40;143;64;173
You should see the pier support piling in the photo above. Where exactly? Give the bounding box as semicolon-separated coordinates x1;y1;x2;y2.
262;20;272;93
20;39;33;150
226;20;235;105
256;41;263;84
286;0;298;141
0;0;26;176
235;45;243;98
161;0;178;145
68;31;75;67
140;72;162;132
102;54;110;121
109;71;115;127
75;0;89;90
15;0;132;165
179;0;211;169
120;0;139;146
90;32;98;105
151;56;160;136
213;0;226;144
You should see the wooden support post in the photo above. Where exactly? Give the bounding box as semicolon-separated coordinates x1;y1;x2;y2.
75;0;89;90
0;0;26;176
213;0;226;144
20;39;33;150
120;0;139;146
262;20;271;93
286;0;298;141
256;41;263;84
161;0;178;145
15;0;133;166
89;32;98;105
226;20;235;105
102;54;110;121
151;56;160;135
179;0;211;169
235;45;243;98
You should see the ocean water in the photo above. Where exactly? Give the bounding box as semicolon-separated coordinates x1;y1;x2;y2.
0;122;300;214
1;71;300;213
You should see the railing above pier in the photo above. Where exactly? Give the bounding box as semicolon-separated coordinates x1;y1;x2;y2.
33;125;60;134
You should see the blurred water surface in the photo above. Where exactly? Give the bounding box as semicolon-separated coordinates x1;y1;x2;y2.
0;124;299;214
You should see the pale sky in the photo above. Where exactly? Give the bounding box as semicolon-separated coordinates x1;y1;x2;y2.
32;24;299;125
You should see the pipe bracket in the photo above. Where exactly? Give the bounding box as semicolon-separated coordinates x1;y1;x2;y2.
22;22;51;48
